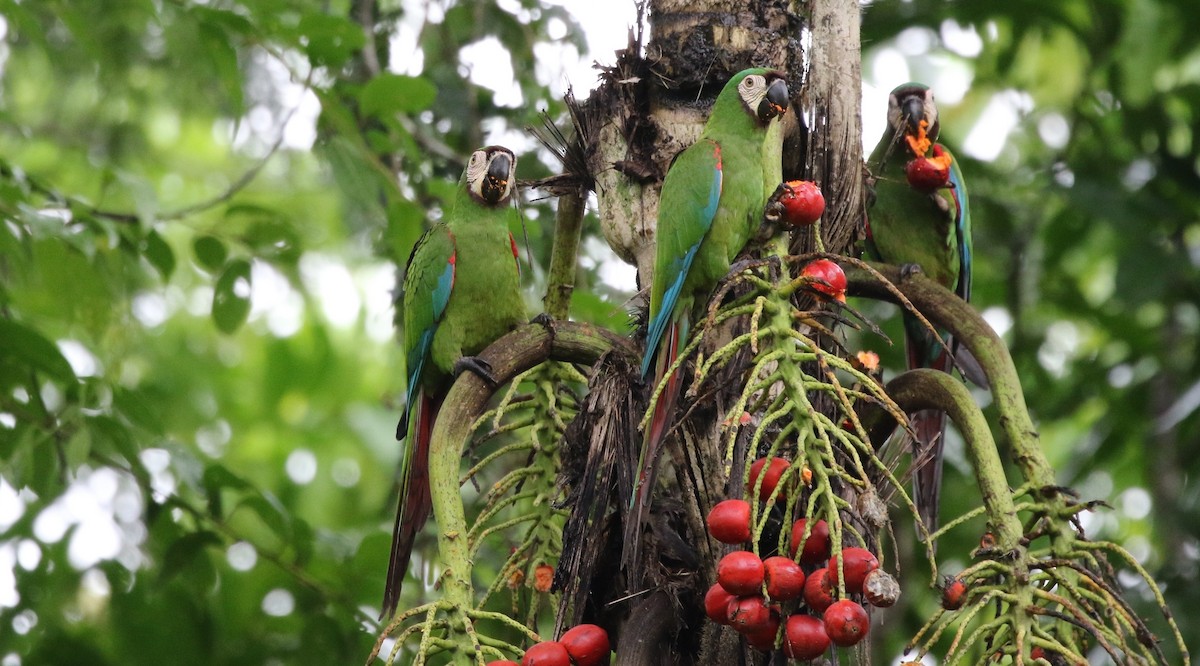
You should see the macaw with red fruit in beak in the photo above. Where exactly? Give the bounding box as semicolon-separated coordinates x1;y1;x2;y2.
867;82;973;536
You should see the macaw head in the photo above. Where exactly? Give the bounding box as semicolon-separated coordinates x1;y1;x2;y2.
887;83;940;148
466;145;517;206
735;68;790;125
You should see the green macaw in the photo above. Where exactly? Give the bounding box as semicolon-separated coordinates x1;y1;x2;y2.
627;68;790;570
381;145;526;618
866;83;972;535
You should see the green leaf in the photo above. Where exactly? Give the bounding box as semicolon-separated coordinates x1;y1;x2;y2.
360;74;438;118
202;463;251;519
237;493;290;539
193;235;228;272
143;229;176;280
158;530;222;583
212;259;252;334
227;206;302;265
0;319;76;381
198;22;244;115
298;14;366;68
88;415;141;467
64;428;91;469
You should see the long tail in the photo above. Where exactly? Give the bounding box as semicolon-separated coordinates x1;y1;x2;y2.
623;317;687;579
905;315;952;537
381;392;437;619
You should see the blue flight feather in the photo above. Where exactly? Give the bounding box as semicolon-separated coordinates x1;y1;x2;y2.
641;158;722;377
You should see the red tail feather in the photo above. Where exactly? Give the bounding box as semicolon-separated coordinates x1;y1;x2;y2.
624;321;684;579
381;393;437;618
906;335;951;536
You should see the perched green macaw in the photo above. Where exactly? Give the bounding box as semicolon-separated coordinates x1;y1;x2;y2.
866;83;972;535
381;145;526;618
627;68;789;569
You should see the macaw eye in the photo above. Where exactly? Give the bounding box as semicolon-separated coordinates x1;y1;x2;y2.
740;75;762;91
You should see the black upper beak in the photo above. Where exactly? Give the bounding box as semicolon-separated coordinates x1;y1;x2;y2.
482;152;513;204
902;96;925;135
758;77;790;123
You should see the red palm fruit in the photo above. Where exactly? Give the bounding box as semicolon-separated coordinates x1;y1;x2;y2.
742;608;781;651
726;595;771;633
706;499;752;543
521;641;570;666
799;259;847;303
941;576;968;610
783;614;831;660
704;583;735;625
559;624;610;666
778;180;825;227
802;567;834;614
747;457;789;502
763;556;805;601
789;518;831;564
829;546;880;595
905;154;951;192
485;662;520;666
717;551;764;596
822;600;870;647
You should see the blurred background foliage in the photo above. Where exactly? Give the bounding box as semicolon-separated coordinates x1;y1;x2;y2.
0;0;1195;663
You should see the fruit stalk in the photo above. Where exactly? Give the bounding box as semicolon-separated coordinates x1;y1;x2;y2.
424;323;631;642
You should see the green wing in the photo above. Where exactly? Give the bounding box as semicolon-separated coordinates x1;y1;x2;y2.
401;223;456;408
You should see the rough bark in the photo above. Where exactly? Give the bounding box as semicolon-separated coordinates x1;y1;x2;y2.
791;0;865;255
583;0;808;286
574;3;865;663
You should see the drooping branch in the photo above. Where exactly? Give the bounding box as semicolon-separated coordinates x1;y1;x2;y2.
846;263;1053;491
426;322;635;612
875;369;1023;553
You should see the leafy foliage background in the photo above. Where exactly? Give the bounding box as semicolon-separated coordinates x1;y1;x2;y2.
0;0;1196;663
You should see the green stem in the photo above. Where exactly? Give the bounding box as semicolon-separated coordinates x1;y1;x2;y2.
846;263;1053;489
542;188;585;320
881;369;1023;552
426;322;631;612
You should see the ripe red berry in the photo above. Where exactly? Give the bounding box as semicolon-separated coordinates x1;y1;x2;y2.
789;518;831;564
904;155;951;192
830;546;880;595
802;567;834;614
941;576;968;610
862;568;900;608
778;180;825;227
742;608;781;651
717;551;765;596
763;556;805;601
486;661;520;666
726;595;771;633
521;641;570;666
823;600;870;647
559;624;610;666
783;614;830;660
748;457;789;502
706;499;752;544
799;259;847;303
704;583;735;625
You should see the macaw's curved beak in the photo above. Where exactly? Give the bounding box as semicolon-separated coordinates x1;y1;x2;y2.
758;77;790;123
902;96;925;135
482;152;514;204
